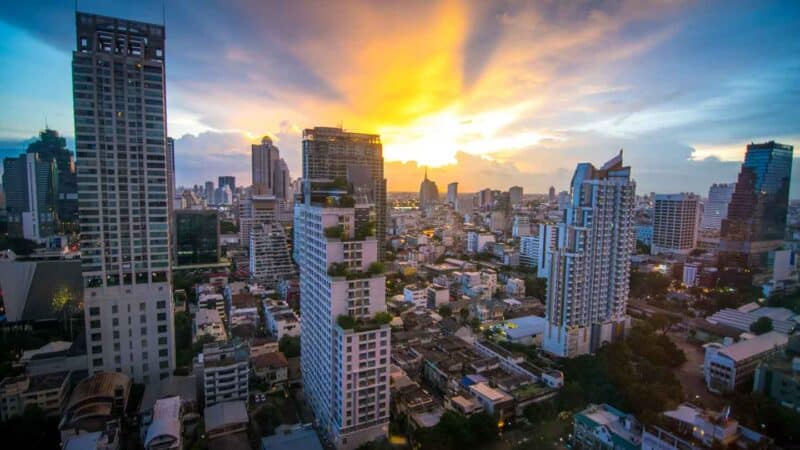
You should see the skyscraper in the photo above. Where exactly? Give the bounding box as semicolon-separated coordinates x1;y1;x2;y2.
302;127;387;257
73;12;174;383
2;153;58;241
252;136;280;195
218;175;236;194
543;151;635;358
548;186;556;202
509;185;523;207
295;133;390;449
701;183;736;234
26;129;79;226
651;193;701;256
248;221;296;288
446;182;458;208
418;168;439;210
720;141;794;267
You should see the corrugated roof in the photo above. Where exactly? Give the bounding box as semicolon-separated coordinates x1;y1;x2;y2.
718;331;788;362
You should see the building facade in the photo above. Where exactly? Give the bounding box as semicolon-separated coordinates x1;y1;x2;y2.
174;209;220;266
720;141;794;267
543;152;635;358
2;152;58;241
73;12;175;383
652;193;700;256
295;181;391;449
701;183;735;234
446;182;458;208
249;221;296;288
418;169;439;210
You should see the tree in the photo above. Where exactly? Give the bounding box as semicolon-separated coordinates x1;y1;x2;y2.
525;275;547;300
279;335;300;357
649;312;678;334
750;316;773;335
438;305;452;318
458;307;469;323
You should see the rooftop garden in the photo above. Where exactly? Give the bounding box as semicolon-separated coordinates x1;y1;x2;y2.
337;311;393;331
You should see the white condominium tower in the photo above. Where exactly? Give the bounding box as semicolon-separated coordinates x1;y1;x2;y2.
542;151;635;358
249;221;296;288
652;193;701;256
295;155;390;449
73;13;175;383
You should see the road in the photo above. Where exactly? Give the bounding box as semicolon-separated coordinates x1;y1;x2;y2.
666;330;726;410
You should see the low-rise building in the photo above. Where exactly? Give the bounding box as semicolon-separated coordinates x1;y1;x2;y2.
467;382;514;418
703;331;789;394
573;403;641;450
263;300;300;339
426;284;449;309
194;341;250;407
0;370;70;420
753;342;800;411
204;400;249;450
194;308;226;343
59;372;131;441
142;396;182;450
403;285;427;308
505;278;525;298
251;351;289;389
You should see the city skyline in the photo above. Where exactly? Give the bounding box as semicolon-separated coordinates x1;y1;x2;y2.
1;0;799;196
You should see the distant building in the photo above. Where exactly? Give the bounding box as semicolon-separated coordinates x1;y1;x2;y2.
548;186;555;202
543;152;634;358
512;215;532;237
142;395;182;450
59;372;131;440
509;186;523;207
519;234;539;269
218;176;236;194
652;193;700;256
403;285;427;308
467;231;495;254
2;152;58;241
701;183;735;233
419;168;439;210
175;209;220;266
249;222;296;288
573;404;641;450
703;331;788;394
447;182;458;208
720;141;794;268
25;128;79;226
635;224;653;247
427;285;449;309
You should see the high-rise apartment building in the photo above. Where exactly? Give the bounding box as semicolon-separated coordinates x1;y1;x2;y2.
175;209;220;266
302;127;387;257
701;183;735;234
73;12;175;383
295;151;390;449
720;141;793;267
509;186;523;207
418;168;439;210
252;136;280;195
446;182;458;208
238;195;277;245
651;193;701;256
548;186;556;202
2;153;58;241
543;152;634;358
249;222;296;288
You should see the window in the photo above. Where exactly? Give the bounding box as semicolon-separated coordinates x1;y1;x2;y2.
89;307;100;316
90;320;101;329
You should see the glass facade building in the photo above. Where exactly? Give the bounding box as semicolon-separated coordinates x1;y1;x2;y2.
720;141;794;267
175;209;220;266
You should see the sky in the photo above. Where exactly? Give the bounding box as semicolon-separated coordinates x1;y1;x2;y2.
0;0;798;196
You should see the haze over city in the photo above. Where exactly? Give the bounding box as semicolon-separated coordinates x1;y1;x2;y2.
0;2;799;450
1;0;799;195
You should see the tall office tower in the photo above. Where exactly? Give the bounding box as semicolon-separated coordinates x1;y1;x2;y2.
479;188;494;210
26;128;79;225
542;152;635;358
302;127;387;258
295;181;390;449
218;176;236;194
238;195;278;246
273;159;291;202
418;168;439;210
548;186;556;202
204;181;213;201
252;136;281;195
166;137;175;264
721;141;793;268
701;183;735;234
509;185;523;207
73;13;174;383
249;222;296;288
446;182;458;208
2;153;58;241
651;193;701;256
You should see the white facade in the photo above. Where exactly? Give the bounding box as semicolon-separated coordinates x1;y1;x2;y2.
512;215;532;237
75;13;175;384
506;278;526;297
467;231;495;254
519;234;539;269
701;183;735;233
194;341;250;407
295;202;390;449
543;152;634;358
426;285;449;309
264;300;300;339
682;262;701;287
652;193;700;256
703;331;788;394
403;285;427;308
249;222;296;288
